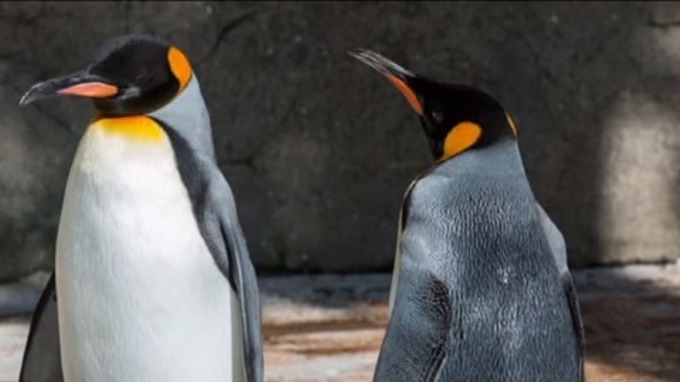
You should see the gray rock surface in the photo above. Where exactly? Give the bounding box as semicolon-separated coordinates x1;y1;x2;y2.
1;2;680;279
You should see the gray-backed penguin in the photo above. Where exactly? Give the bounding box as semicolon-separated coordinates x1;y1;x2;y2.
18;34;263;382
351;50;584;381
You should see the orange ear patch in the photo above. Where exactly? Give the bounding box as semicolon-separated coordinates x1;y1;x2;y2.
440;121;482;161
168;46;193;92
58;82;118;98
386;74;423;115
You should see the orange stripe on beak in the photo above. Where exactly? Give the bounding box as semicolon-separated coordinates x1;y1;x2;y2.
386;74;423;115
58;82;118;98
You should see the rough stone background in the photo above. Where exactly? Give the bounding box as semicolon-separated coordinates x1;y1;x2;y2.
1;2;680;280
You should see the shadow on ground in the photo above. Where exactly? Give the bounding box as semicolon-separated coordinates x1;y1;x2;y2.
577;267;680;382
259;266;680;382
0;265;678;381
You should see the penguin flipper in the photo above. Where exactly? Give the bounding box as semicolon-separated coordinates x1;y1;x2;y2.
562;272;585;379
536;203;585;380
19;273;64;382
163;125;263;381
211;174;264;382
375;271;451;382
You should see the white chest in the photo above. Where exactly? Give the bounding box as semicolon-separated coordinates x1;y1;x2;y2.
55;122;243;382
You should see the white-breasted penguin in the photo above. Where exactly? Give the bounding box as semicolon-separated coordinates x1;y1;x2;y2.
351;50;584;381
18;35;263;382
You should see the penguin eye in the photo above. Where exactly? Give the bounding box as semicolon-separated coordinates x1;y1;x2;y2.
431;110;444;124
132;68;165;88
134;69;154;83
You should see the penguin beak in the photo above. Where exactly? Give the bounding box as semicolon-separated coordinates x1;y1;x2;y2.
349;49;424;115
19;72;119;106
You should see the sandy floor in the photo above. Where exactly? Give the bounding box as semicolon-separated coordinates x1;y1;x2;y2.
1;264;679;382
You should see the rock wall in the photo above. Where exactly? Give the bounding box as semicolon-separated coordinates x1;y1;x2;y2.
1;2;679;279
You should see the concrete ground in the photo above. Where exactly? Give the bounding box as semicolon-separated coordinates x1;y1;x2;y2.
0;264;679;382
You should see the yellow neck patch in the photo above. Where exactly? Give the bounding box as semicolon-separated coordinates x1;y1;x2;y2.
440;121;482;161
92;116;165;142
506;113;518;136
168;46;193;92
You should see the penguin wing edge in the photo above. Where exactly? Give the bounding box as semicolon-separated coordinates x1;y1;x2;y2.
536;203;568;275
162;123;264;382
19;273;64;382
536;203;585;380
211;176;264;382
375;271;452;382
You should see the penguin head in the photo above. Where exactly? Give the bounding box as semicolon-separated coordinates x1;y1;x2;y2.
351;49;518;162
19;34;193;117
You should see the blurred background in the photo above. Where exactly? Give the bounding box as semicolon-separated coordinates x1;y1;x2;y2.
0;2;679;382
2;2;680;276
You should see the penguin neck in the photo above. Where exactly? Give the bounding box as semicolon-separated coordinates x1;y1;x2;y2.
150;75;216;162
433;137;528;179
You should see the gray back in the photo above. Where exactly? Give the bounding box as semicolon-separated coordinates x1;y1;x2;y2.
377;138;580;381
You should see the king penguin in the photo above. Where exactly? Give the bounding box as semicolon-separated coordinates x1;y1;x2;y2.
350;50;584;381
18;34;263;382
